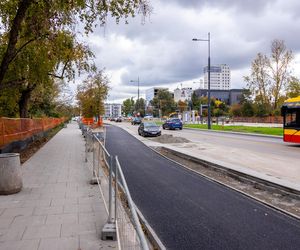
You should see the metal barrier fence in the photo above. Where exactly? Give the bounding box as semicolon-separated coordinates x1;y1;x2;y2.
83;127;150;250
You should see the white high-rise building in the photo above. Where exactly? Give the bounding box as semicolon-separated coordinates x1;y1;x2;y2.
203;64;231;90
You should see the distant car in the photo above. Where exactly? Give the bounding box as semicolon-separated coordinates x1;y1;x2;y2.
138;122;161;137
131;117;142;125
110;117;116;121
162;118;183;130
115;117;122;122
144;115;153;120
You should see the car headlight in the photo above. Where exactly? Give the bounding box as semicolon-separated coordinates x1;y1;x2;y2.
144;128;150;132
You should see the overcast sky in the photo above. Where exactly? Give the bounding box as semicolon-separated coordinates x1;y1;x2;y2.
76;0;300;103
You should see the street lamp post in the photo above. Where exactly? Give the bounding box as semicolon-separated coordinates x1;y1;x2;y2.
192;33;211;129
130;77;140;112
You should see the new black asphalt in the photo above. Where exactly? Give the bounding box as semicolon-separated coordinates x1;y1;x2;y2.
105;125;300;250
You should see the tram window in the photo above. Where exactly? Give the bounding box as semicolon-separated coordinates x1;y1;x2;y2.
285;110;299;127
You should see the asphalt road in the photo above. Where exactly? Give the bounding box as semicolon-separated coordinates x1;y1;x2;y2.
111;122;300;188
105;125;300;249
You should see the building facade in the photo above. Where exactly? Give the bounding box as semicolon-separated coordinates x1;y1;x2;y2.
194;89;243;105
203;64;231;90
174;87;193;102
145;87;168;105
104;103;122;118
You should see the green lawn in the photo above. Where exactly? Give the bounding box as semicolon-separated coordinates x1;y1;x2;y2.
183;124;283;136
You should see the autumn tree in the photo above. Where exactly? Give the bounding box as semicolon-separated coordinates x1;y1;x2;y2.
76;70;109;118
177;100;188;113
0;0;151;117
244;39;293;112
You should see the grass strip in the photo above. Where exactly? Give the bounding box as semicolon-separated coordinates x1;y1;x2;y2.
183;124;283;136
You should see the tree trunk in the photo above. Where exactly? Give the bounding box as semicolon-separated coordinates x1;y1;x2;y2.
0;0;33;85
18;88;32;118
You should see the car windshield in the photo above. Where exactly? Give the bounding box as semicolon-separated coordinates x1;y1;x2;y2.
144;122;158;127
171;119;181;122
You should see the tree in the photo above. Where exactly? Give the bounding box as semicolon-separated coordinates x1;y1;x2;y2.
76;70;109;118
286;77;300;98
191;91;201;111
135;98;146;117
229;104;242;117
240;89;254;117
244;39;293;111
150;89;176;117
0;0;151;117
177;100;188;113
0;0;151;86
122;98;135;116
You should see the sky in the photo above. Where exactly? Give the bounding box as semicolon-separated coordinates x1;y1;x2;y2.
75;0;300;103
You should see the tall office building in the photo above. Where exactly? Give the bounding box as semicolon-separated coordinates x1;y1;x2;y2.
203;64;231;90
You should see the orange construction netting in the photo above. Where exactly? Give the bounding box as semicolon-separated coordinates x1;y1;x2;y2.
0;117;66;148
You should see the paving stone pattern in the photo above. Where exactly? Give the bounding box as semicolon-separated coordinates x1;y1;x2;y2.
0;123;116;250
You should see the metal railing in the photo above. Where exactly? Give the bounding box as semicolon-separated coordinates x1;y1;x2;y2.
83;127;150;250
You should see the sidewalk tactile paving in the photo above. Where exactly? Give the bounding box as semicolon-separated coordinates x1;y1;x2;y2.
0;123;116;250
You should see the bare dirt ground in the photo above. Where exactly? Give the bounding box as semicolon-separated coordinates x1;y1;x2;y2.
155;146;300;219
150;134;190;144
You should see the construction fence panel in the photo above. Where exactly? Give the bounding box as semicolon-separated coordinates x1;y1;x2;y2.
0;117;66;148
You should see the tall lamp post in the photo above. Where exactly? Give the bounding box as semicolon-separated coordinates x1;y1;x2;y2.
130;77;140;112
192;33;211;129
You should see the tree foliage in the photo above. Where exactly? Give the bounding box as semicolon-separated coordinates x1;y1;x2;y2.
135;98;146;117
122;97;135;116
0;0;151;117
150;89;176;117
76;70;109;118
286;77;300;98
244;39;293;111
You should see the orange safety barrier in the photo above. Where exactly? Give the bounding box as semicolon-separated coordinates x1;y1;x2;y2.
81;117;94;125
81;117;103;127
0;117;66;148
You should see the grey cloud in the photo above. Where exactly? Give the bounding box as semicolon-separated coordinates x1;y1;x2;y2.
164;0;272;13
85;0;300;101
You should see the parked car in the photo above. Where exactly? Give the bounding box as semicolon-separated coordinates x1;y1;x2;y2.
131;117;142;125
115;117;122;122
110;117;116;121
138;122;161;137
162;118;183;130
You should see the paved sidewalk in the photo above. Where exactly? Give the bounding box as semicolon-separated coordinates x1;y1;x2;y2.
0;122;116;250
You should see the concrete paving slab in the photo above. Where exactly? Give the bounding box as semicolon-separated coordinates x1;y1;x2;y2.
0;217;13;229
0;122;116;250
0;239;40;250
45;213;78;225
38;237;78;250
11;215;46;227
61;222;96;237
0;226;26;241
22;224;61;239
